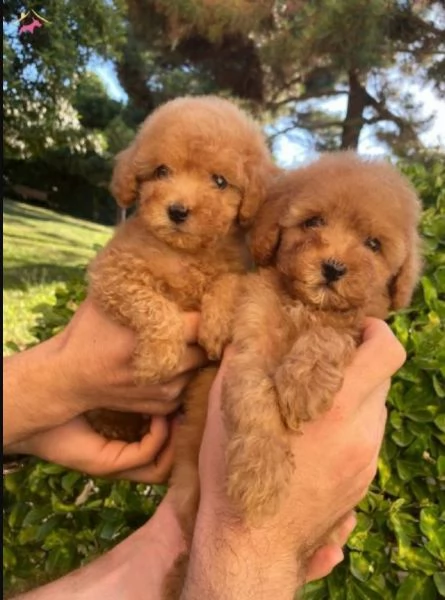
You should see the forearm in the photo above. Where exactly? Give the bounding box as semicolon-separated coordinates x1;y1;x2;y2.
14;492;185;600
3;334;75;449
181;507;301;600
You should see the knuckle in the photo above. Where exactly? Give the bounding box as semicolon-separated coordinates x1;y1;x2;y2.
159;379;186;403
158;383;176;402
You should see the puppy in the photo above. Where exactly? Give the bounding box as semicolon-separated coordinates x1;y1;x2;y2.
223;152;422;527
86;96;276;442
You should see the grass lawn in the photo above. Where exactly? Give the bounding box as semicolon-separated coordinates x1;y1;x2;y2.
3;199;112;354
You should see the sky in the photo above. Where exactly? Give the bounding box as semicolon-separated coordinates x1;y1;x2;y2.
93;57;445;167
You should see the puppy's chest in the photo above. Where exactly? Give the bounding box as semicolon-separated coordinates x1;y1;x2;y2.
150;255;233;311
285;304;361;344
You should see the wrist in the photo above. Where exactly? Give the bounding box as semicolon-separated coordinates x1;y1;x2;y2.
182;500;302;600
3;335;80;448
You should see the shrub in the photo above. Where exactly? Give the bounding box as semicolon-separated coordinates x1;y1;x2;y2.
3;159;444;598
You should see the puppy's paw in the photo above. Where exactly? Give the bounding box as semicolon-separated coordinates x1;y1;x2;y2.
133;336;185;383
198;317;230;360
226;434;294;523
275;363;343;428
86;409;149;442
274;330;353;427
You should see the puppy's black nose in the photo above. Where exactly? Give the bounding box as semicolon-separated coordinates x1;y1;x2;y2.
167;203;189;224
322;260;347;283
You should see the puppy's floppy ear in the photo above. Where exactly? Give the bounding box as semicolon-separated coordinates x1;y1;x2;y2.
389;236;423;309
238;162;279;228
248;191;287;266
109;145;139;208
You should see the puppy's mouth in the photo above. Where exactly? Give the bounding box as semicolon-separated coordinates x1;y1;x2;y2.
291;278;362;312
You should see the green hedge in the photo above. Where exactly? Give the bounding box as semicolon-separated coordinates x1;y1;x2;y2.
3;159;444;598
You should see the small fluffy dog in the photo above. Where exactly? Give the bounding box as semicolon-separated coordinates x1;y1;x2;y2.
86;96;276;441
162;153;421;598
223;152;422;525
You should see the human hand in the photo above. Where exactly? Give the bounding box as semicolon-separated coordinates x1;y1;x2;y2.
55;297;207;416
182;318;406;598
4;297;206;453
7;413;179;483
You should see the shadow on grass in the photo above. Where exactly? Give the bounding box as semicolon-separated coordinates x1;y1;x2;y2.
5;228;103;254
3;264;86;290
3;200;111;234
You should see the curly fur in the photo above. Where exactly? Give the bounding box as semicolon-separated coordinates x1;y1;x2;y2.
223;152;422;526
85;95;276;441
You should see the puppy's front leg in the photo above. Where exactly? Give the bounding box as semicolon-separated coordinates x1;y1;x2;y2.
274;327;356;430
198;273;243;360
224;354;295;522
89;250;185;383
222;275;296;521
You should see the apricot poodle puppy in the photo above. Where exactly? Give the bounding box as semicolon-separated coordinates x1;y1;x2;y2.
223;152;422;526
86;96;275;441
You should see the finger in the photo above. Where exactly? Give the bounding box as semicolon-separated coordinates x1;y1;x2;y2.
333;329;403;416
120;372;195;414
328;511;357;546
183;312;201;344
175;344;209;376
305;544;344;583
350;318;406;390
113;419;179;483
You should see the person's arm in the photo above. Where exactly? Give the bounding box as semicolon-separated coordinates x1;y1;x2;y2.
3;297;207;480
181;318;406;599
11;319;398;600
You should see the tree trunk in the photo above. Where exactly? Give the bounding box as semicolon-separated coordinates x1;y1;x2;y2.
341;70;367;149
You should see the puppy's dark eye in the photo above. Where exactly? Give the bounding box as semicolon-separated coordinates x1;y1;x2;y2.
154;165;171;179
365;237;382;252
302;215;325;229
212;174;228;190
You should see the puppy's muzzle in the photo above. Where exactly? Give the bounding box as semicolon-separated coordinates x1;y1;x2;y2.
322;260;347;283
168;203;190;224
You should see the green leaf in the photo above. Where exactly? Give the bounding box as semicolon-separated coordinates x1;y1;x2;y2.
393;546;439;573
433;572;445;596
3;546;17;570
45;546;75;576
421;276;439;308
433;375;445;398
301;579;328;600
391;426;415;447
435;415;445;433
8;501;29;529
438;456;445;478
349;552;374;582
61;471;83;494
36;515;61;542
39;463;67;475
23;505;53;526
396;458;430;481
396;574;437;600
349;578;384;600
98;520;124;541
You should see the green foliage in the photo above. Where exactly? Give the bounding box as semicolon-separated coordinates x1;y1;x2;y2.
3;461;164;595
3;159;444;597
